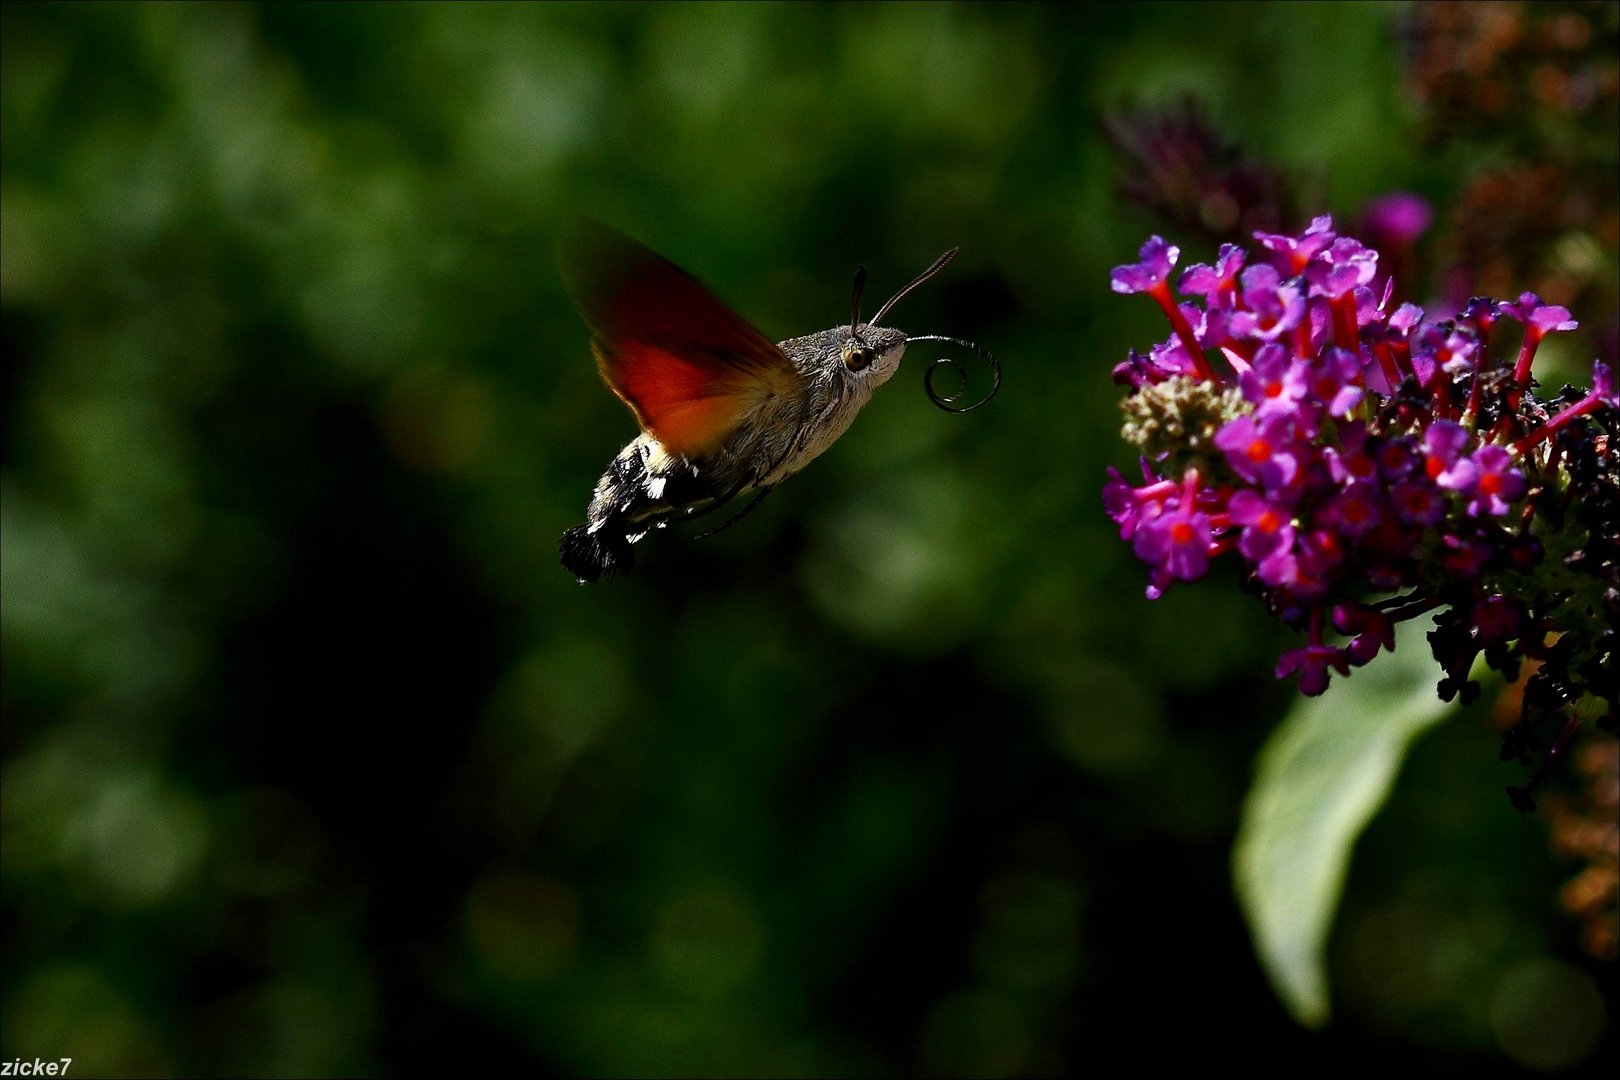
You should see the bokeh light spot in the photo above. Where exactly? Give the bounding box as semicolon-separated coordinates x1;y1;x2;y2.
7;965;168;1077
1489;958;1606;1072
465;869;582;982
651;884;764;999
68;772;209;909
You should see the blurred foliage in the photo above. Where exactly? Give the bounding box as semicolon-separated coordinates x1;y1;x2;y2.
1;2;1614;1077
1235;631;1460;1029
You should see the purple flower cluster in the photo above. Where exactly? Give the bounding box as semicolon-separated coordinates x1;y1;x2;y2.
1104;217;1617;803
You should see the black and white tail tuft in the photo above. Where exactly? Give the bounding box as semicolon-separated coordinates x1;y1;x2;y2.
559;524;635;584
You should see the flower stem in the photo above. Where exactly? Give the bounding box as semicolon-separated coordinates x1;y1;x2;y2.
1331;294;1360;352
1514;392;1607;454
1149;281;1216;381
1511;327;1544;388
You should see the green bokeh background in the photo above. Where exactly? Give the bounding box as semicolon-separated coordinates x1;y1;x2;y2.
2;2;1614;1076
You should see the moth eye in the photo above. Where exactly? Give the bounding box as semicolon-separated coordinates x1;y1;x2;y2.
843;344;873;372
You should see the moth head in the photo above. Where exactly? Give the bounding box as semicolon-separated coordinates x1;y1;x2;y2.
841;325;908;381
841;250;957;385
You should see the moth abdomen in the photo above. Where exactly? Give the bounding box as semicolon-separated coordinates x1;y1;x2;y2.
561;438;725;584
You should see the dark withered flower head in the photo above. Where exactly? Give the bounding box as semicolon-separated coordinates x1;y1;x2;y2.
1103;98;1298;247
1401;0;1620;145
1441;162;1620;363
1103;219;1618;807
1406;2;1620;362
1543;735;1620;960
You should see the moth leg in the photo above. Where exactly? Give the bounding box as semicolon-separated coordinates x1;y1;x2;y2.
666;492;736;527
692;487;772;540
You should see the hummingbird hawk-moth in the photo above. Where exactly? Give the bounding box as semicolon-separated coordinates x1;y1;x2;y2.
558;222;998;583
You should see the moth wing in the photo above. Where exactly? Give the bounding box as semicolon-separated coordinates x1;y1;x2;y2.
561;221;802;460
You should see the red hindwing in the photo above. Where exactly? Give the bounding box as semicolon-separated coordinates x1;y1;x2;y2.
561;222;799;458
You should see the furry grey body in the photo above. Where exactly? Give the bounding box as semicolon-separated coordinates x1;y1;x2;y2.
560;324;908;582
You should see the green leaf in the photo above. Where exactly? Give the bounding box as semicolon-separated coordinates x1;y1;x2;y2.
1232;631;1459;1027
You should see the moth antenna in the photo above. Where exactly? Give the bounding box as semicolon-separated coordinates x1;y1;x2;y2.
870;248;957;327
849;266;867;337
907;334;1002;413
